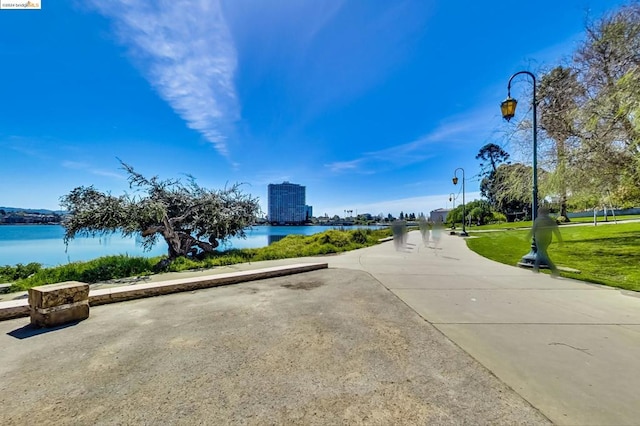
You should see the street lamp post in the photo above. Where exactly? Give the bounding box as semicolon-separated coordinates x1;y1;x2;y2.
449;193;457;209
501;71;539;267
452;168;468;236
448;193;457;229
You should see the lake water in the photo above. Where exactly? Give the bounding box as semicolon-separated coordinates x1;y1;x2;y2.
0;224;382;267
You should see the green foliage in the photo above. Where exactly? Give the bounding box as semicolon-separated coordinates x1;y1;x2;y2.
8;228;393;291
448;200;494;226
476;143;510;178
0;262;42;282
249;228;390;262
11;255;157;291
497;4;640;211
491;212;507;223
350;229;369;244
480;163;532;220
164;249;254;272
60;161;260;264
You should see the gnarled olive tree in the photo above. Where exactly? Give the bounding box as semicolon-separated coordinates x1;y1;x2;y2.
60;162;260;269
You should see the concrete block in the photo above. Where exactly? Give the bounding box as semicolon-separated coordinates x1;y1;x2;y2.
0;299;30;321
28;281;90;327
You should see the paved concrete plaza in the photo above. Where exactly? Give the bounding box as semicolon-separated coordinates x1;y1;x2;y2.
1;268;546;425
2;230;640;424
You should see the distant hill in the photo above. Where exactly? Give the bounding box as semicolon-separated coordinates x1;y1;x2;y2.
0;207;67;215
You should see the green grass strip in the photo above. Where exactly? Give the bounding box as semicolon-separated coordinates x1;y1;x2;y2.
466;222;640;291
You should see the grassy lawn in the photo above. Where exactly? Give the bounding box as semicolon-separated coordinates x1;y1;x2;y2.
455;221;533;230
452;214;640;231
563;214;639;224
466;222;640;291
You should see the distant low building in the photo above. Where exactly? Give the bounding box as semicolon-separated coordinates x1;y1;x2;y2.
429;208;450;223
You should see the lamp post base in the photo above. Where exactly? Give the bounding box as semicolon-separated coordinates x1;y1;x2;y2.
517;241;550;269
459;231;469;237
517;249;537;268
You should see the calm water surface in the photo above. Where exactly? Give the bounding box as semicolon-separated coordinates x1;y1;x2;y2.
0;225;381;267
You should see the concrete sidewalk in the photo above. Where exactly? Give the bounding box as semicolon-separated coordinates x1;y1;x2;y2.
305;231;640;426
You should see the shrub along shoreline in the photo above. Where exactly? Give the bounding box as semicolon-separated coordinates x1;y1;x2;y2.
2;228;392;292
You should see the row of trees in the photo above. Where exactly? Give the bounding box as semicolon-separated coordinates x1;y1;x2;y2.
479;2;640;220
447;200;499;227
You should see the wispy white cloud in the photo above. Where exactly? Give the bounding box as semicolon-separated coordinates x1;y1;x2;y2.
92;169;126;180
325;107;498;175
88;0;238;157
62;160;88;170
325;159;365;173
62;160;125;180
324;135;435;174
2;135;51;160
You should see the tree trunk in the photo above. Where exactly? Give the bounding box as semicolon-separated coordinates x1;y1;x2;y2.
152;215;222;269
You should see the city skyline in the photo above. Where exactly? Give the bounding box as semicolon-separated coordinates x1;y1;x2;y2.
0;1;628;217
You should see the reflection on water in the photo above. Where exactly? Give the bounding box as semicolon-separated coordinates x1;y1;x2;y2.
0;224;384;267
268;235;288;245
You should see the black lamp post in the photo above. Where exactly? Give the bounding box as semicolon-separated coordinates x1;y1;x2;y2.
452;168;468;236
501;71;539;267
448;193;457;229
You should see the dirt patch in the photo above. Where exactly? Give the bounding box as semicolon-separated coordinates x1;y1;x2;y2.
281;280;324;290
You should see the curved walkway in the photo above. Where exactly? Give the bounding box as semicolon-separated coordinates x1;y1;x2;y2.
306;231;640;425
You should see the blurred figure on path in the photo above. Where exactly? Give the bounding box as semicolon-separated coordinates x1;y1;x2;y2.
530;207;563;276
418;216;430;246
431;218;443;248
392;219;407;251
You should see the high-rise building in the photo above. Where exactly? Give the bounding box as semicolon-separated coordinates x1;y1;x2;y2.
268;182;311;224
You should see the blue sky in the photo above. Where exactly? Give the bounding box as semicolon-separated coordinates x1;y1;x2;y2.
0;0;626;218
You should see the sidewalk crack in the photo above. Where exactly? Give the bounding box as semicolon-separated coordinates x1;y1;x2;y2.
548;342;592;356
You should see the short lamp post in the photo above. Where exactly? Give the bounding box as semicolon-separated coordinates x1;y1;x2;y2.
452;168;468;236
501;71;539;267
448;193;457;229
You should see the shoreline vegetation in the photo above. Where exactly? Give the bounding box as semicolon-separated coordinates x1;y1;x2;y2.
1;228;393;292
3;216;639;294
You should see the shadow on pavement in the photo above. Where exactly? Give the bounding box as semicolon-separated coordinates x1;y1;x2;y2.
7;321;82;340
